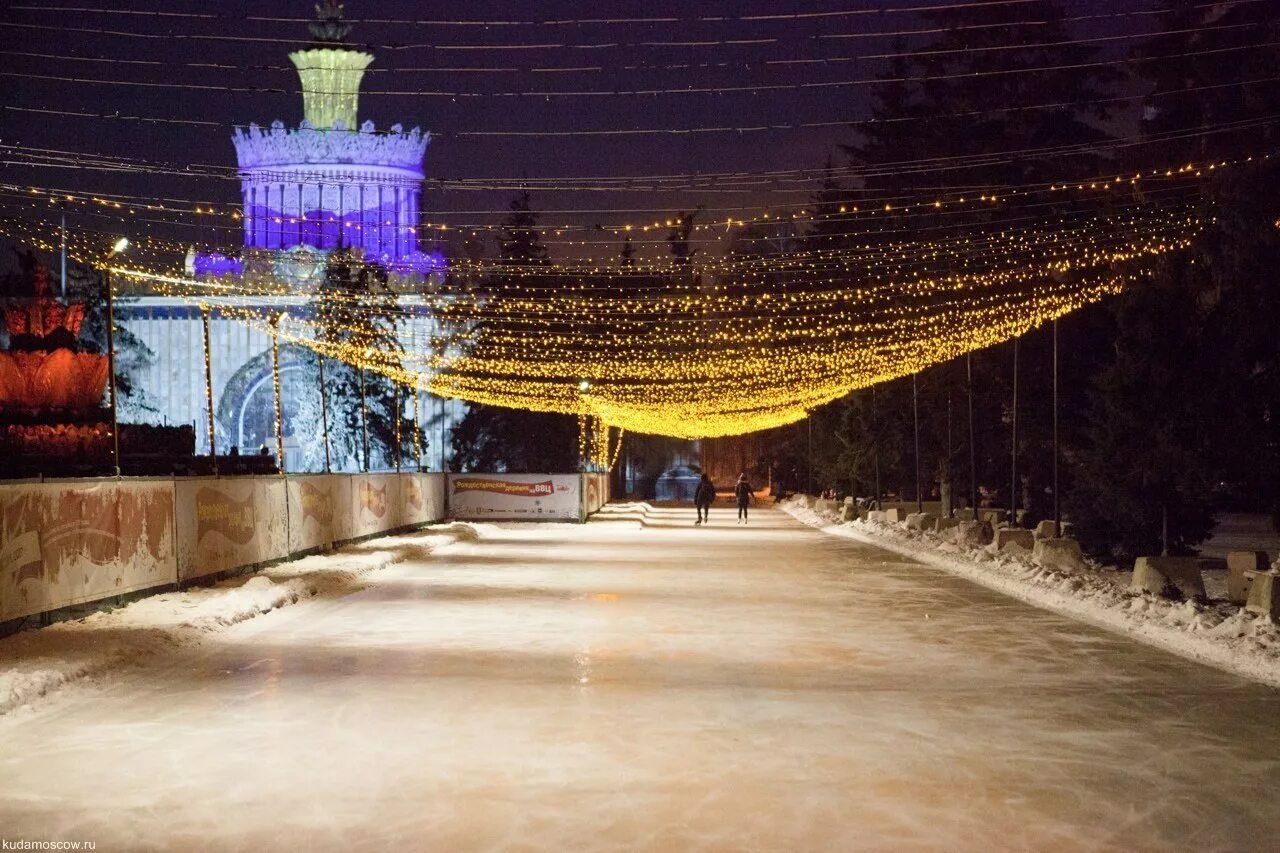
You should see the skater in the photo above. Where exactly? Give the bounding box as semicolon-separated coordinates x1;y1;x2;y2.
735;473;755;524
694;473;716;525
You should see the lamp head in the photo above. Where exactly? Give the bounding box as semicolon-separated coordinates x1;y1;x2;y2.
110;237;130;255
578;380;591;393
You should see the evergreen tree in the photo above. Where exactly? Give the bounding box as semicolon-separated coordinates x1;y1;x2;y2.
1065;259;1219;562
449;191;579;471
666;207;704;267
304;249;410;471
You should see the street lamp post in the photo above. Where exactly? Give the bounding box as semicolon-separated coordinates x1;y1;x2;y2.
104;237;129;477
913;373;922;513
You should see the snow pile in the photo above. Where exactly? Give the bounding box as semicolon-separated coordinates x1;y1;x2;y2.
782;498;1280;687
0;523;478;716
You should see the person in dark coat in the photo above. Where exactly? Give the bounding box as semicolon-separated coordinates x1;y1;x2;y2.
694;473;716;525
734;473;755;524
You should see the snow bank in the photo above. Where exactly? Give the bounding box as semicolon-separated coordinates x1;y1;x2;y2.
0;523;478;717
782;499;1280;688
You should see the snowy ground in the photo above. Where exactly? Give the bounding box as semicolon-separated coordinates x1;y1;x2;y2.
2;504;1280;850
781;497;1280;689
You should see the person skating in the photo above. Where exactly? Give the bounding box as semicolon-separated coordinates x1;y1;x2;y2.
694;473;716;525
734;473;755;524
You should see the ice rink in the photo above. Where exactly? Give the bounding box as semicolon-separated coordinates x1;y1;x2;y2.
2;504;1279;851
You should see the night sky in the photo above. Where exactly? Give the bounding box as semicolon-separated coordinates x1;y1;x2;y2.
2;0;1143;265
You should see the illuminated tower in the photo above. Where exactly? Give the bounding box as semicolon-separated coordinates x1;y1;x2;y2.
229;1;436;280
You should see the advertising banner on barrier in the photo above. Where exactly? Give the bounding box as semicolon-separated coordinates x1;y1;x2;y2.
0;480;176;622
175;477;288;581
349;473;399;539
287;475;336;555
401;473;446;528
447;474;582;521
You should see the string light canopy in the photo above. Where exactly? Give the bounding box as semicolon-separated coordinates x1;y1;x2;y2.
87;189;1203;439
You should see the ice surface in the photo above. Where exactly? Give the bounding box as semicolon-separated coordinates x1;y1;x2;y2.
1;506;1279;851
784;498;1280;689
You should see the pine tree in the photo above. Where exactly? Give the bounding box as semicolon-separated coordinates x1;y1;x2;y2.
303;249;410;471
449;191;578;471
1065;259;1219;562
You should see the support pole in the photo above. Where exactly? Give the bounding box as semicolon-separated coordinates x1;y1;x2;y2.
317;355;332;474
967;353;977;515
872;387;881;509
359;366;369;472
60;206;67;297
1010;336;1019;527
201;305;217;474
394;381;402;474
1053;318;1061;538
913;372;922;513
105;267;121;477
271;313;286;474
807;411;813;495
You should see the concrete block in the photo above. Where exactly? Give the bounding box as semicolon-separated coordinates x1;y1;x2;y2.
954;520;993;548
867;510;885;524
1245;571;1280;621
906;512;937;532
1032;538;1087;573
1033;520;1058;540
1131;556;1206;601
1227;551;1269;605
993;527;1035;554
934;517;960;534
840;504;857;522
883;508;904;524
954;508;976;522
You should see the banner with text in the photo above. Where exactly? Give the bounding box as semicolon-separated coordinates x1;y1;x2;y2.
447;474;582;521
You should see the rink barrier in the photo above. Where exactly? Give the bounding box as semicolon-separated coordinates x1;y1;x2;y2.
1;472;611;628
0;472;449;625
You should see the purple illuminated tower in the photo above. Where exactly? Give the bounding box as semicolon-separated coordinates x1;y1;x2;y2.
228;1;439;281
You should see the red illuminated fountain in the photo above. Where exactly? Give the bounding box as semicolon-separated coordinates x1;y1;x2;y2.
0;267;109;413
0;264;194;475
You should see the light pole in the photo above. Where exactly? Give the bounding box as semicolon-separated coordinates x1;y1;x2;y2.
104;237;129;477
1053;318;1061;538
807;411;813;496
201;304;217;474
913;372;922;513
1010;336;1019;527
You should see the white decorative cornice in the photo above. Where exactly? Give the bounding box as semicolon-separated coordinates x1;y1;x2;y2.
232;120;428;173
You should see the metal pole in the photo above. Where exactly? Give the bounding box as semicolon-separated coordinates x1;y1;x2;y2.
317;355;332;473
1053;318;1061;538
946;388;953;517
1010;336;1019;527
394;382;402;474
967;352;977;516
359;366;369;472
201;305;217;474
105;267;121;476
807;412;813;495
913;372;922;513
271;314;286;474
60;206;67;297
872;387;881;509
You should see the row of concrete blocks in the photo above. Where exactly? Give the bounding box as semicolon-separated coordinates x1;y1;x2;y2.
865;509;1088;573
1130;551;1280;619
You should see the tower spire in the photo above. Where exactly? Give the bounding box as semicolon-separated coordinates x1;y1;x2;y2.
290;1;373;130
309;1;352;46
